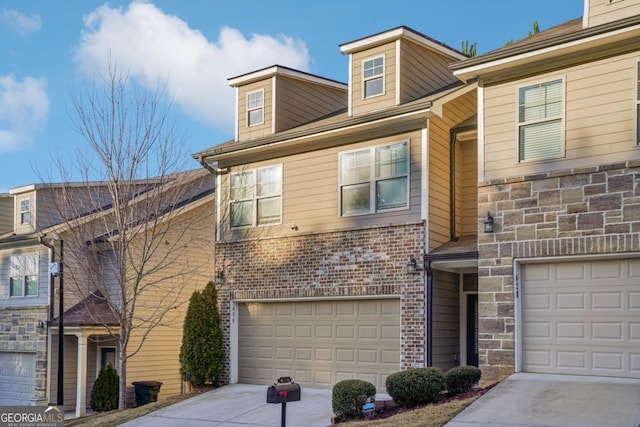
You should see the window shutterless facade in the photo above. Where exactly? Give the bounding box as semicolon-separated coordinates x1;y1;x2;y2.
339;141;409;216
230;165;282;228
20;198;31;225
517;78;564;162
247;90;264;126
363;56;384;98
9;253;38;297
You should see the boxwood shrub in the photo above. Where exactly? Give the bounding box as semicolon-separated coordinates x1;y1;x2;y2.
90;363;119;412
385;367;445;408
331;379;376;420
445;365;482;395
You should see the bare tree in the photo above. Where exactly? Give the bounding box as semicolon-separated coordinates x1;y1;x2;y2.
44;64;214;409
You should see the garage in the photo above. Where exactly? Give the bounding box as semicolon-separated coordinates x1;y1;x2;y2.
0;352;35;405
520;258;640;378
238;299;400;391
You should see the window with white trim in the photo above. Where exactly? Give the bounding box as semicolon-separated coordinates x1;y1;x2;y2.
518;79;563;162
20;199;31;225
247;90;264;126
340;141;409;216
636;61;640;145
363;56;384;98
9;253;38;297
230;165;282;227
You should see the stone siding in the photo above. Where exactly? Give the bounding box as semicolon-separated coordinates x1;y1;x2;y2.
0;306;49;404
477;160;640;384
215;222;425;384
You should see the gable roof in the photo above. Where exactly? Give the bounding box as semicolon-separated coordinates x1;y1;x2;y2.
228;64;347;89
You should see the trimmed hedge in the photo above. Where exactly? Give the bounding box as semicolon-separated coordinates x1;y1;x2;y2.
445;365;481;395
385;368;445;408
332;379;376;420
90;363;119;412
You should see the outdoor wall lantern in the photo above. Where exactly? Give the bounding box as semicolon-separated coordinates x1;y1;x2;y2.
484;212;495;233
407;256;422;275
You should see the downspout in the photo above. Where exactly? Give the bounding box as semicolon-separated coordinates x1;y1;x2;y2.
197;156;227;176
425;258;433;367
39;236;55;404
449;129;459;242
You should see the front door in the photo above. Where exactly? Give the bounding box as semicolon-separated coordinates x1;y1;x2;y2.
466;294;478;367
101;347;116;370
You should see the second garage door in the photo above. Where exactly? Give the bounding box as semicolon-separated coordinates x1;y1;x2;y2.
521;258;640;378
0;352;35;405
238;299;400;391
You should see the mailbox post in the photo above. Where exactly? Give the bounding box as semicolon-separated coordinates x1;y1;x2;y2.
266;376;301;427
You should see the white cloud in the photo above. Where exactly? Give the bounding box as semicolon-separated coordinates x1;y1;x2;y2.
0;9;42;36
73;1;310;132
0;75;49;152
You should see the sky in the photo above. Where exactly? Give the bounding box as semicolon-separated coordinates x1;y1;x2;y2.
0;0;584;192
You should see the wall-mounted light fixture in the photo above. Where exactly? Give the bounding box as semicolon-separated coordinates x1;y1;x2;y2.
407;256;422;275
36;320;46;330
215;270;225;281
484;212;495;233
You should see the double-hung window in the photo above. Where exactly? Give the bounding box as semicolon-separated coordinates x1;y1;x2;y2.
9;253;38;297
230;165;282;227
20;199;31;225
636;61;640;145
247;90;264;127
340;141;409;216
518;79;563;162
363;56;384;98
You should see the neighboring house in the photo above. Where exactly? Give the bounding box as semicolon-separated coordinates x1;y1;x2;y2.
451;0;640;384
194;27;479;392
0;170;215;416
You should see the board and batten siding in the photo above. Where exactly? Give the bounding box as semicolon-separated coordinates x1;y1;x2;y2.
0;246;50;307
587;0;640;28
274;78;346;133
432;269;460;371
399;41;459;105
237;81;274;141
219;130;424;241
483;51;640;181
351;42;397;116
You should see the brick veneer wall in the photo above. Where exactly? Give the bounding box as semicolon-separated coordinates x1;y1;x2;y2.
0;306;49;404
215;222;425;384
477;160;640;384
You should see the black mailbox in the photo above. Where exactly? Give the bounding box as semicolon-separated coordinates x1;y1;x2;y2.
266;377;301;403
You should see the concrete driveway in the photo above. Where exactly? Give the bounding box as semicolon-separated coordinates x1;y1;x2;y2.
119;384;334;427
446;373;640;427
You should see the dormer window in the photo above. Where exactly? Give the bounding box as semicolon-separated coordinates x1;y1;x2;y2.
363;56;384;98
20;199;31;225
247;90;264;126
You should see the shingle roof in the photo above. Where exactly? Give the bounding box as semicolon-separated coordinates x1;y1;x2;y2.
57;291;119;327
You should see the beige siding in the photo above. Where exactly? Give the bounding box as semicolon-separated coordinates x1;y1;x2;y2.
428;91;477;250
432;270;460;371
0;195;13;234
587;0;640;27
0;246;50;307
399;41;459;104
351;42;397;115
483;51;640;181
219;131;424;241
459;139;478;235
238;81;274;141
275;77;346;132
49;335;78;412
13;192;35;234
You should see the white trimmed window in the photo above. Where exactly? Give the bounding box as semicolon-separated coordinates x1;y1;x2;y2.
247;90;264;126
230;165;282;228
340;141;409;216
636;61;640;145
363;56;384;98
9;253;38;297
518;79;563;162
20;199;31;225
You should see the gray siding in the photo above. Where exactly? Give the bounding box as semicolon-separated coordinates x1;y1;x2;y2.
432;269;460;371
0;246;50;307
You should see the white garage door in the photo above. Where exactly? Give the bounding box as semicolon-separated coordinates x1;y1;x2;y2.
0;352;36;405
238;299;400;391
521;258;640;378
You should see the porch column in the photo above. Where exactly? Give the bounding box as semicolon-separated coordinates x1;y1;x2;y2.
75;332;87;418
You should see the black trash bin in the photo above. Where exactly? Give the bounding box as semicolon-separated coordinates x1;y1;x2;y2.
132;381;163;406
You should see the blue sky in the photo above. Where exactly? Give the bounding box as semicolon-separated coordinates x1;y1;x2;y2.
0;0;584;192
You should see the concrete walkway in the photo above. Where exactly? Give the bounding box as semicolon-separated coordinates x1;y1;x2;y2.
119;384;334;427
446;373;640;427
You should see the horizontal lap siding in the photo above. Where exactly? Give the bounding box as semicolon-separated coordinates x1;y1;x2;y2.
588;1;640;27
238;81;273;141
352;43;397;115
432;269;460;371
400;41;459;104
0;197;13;234
0;246;49;307
461;140;478;235
483;51;640;181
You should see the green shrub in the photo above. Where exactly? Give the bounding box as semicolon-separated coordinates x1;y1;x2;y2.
90;363;119;411
180;281;224;387
445;365;482;395
385;367;445;408
331;379;376;420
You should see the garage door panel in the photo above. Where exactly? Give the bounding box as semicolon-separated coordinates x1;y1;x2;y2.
0;352;36;405
238;299;400;391
522;259;639;378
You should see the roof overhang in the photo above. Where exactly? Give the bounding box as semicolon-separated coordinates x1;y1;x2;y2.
453;16;640;84
228;65;347;90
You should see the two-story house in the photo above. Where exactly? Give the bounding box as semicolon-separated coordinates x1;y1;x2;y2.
194;27;479;392
0;170;215;416
451;0;640;385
